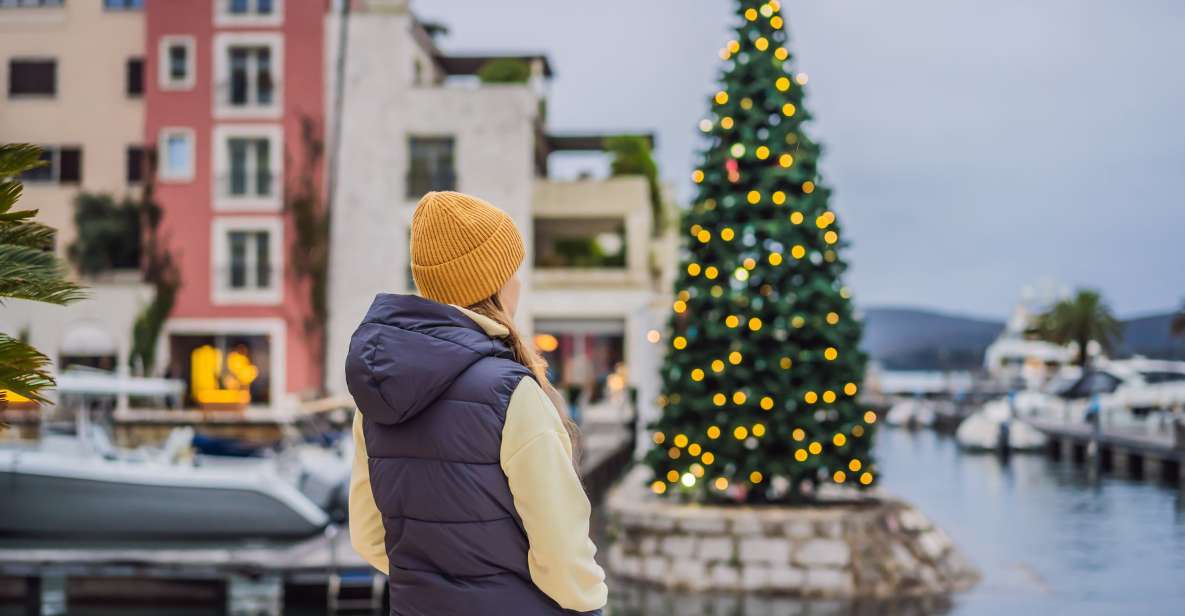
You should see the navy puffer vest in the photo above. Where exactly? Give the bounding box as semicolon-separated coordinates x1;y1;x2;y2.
345;295;596;616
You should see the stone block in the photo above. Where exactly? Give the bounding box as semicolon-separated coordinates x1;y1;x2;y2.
740;537;791;564
680;515;728;533
815;518;843;539
643;514;677;532
698;536;734;562
784;519;815;539
661;535;697;558
709;563;741;588
643;555;668;584
768;565;807;589
804;568;853;596
897;509;931;533
731;513;764;535
670;557;709;590
917;529;950;561
795;539;851;568
639;535;658;556
739;563;771;591
616;555;642;579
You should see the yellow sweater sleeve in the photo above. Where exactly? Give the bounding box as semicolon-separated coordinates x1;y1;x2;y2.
349;410;390;575
501;377;608;612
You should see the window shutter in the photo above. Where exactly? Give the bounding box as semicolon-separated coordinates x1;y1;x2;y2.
126;58;144;97
58;147;82;184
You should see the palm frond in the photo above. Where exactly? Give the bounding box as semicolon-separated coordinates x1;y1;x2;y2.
0;143;45;183
0;333;54;405
0;242;86;305
0;218;55;251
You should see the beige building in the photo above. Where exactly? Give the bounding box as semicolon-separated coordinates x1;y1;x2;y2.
0;0;145;256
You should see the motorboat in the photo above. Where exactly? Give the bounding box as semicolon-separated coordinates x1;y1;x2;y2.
955;394;1048;452
885;398;937;428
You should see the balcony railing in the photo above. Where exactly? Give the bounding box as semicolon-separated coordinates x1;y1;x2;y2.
216;172;278;199
215;77;278;111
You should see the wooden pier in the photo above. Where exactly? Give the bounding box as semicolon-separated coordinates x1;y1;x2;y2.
1029;417;1185;488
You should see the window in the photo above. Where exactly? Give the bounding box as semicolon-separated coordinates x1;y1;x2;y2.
212;218;283;305
19;146;81;185
0;1;64;7
126;57;144;97
213;125;282;211
158;128;194;182
103;0;143;9
158;36;195;90
8;59;56;97
126;146;146;184
214;33;282;117
215;0;282;26
407;137;456;197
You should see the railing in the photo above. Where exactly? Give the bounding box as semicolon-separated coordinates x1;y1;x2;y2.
215;172;278;199
214;79;279;112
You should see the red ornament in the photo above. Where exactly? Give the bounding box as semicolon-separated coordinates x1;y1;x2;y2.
725;158;741;183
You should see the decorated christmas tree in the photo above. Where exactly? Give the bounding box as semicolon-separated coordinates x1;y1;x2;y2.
644;0;874;503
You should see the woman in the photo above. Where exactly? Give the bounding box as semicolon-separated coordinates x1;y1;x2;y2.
346;191;607;615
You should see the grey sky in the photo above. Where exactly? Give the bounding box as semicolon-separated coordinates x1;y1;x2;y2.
417;1;1185;319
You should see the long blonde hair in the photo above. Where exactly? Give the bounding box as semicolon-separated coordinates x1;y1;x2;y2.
466;294;581;463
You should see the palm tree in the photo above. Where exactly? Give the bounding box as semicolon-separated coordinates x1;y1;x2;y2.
1035;289;1123;367
0;144;85;411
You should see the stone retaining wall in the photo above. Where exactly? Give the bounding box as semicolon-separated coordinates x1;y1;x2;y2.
606;469;978;598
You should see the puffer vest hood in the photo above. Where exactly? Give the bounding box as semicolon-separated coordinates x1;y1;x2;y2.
345;294;592;615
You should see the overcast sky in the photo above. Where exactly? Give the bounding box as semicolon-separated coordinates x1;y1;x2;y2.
417;0;1185;319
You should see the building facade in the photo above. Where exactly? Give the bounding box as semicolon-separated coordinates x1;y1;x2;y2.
145;0;327;408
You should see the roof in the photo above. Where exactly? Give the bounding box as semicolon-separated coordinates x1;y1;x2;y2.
546;133;656;152
436;54;555;78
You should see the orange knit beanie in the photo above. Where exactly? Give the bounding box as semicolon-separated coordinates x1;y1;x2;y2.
410;191;525;306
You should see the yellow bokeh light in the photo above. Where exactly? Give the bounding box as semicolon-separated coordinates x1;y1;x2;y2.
691;463;705;478
714;477;729;490
687;263;701;276
824;347;839;361
721;116;734;130
707;426;721;439
711;359;725;372
653;431;665;445
760;396;774;410
826;312;840;325
732;391;747;405
752;423;766;437
727;40;740;53
782;102;796;116
778;153;794;168
703;452;716;465
725;315;740;328
849;459;862;472
749;471;764;484
771;15;783;29
713;393;726;406
744;7;758;20
833;470;846;483
853;425;865;438
715;90;729;105
794;449;808;462
772;191;786;205
792;428;805;441
705;266;719;279
791;245;806;259
780;356;793;369
756;145;770;160
743;257;757;270
646;329;661;344
691;368;705;382
790;212;804;225
864;410;877;424
688;443;702;457
734;426;749;440
728;351;743;365
673;300;687;314
860;472;874;485
719;48;731;61
769;0;781;10
690;223;702;236
668;447;681;459
755;37;769;52
673;336;687;350
795;72;809;85
844;382;858;396
731;144;747;159
692;169;705;183
748;317;762;331
747;190;761;204
697;229;711;243
833;433;847;447
678;290;690;301
775;77;790;91
667;469;680;482
808;442;822;455
721;227;735;241
791;315;805;328
804;391;818;404
674;434;689;448
840;287;852;299
824;230;838;245
735;268;749;282
651;481;667;494
822;390;837;404
760;4;774;17
802;180;816;193
774;48;789;61
768;252;783;266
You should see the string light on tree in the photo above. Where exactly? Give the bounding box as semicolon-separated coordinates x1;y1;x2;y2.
644;0;873;503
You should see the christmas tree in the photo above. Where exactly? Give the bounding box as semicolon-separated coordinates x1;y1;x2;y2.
644;0;874;503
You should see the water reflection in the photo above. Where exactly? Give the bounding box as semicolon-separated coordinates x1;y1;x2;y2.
608;428;1185;616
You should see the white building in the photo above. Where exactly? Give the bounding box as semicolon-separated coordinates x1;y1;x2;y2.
325;0;673;432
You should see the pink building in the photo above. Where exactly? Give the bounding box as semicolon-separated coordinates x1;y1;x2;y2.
145;0;327;409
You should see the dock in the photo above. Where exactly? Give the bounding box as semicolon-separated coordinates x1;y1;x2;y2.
1029;416;1185;488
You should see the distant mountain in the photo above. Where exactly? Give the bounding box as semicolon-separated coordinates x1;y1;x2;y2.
859;307;1003;371
859;307;1185;370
